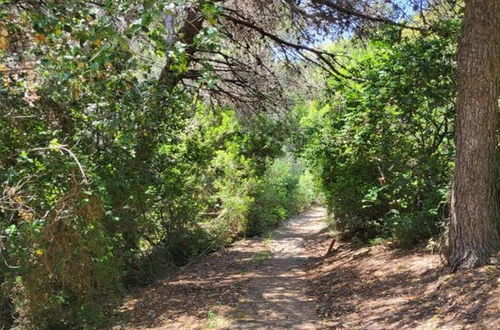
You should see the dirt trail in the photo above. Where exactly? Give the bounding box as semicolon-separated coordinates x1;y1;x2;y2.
118;207;327;329
229;207;326;329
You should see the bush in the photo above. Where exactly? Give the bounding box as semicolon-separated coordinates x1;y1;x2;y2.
247;157;316;235
1;177;120;329
300;24;458;245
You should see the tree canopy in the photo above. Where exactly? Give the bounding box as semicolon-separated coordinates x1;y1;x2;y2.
1;0;498;328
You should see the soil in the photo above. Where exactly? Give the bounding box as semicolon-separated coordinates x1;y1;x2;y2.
305;230;500;329
115;207;499;329
116;207;327;329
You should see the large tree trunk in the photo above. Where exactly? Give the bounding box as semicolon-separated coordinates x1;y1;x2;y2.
448;0;500;270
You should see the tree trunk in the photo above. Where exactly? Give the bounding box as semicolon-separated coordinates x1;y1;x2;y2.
448;0;500;270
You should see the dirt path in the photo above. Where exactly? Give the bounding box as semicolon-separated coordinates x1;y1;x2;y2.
118;207;327;329
229;207;326;329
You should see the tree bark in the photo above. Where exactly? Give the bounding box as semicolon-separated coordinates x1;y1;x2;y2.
134;5;204;168
448;0;500;270
158;6;204;88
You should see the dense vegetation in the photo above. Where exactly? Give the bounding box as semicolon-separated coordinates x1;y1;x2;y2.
1;82;315;327
0;2;315;327
0;0;498;328
297;23;459;246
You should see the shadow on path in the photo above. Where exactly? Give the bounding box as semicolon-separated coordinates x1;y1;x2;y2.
118;207;327;329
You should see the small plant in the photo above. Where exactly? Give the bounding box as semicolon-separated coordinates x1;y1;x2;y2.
207;310;218;328
251;250;272;264
369;237;386;246
263;231;275;243
206;308;230;329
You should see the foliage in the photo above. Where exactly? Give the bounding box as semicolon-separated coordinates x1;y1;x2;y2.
299;23;459;246
0;1;317;327
201;110;315;239
0;0;466;327
247;158;316;235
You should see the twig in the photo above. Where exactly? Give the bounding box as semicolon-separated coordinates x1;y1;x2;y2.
29;145;88;184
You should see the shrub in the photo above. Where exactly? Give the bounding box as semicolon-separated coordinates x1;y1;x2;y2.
247;157;316;235
300;24;458;245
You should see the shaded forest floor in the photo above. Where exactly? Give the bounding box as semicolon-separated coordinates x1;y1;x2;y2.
115;208;499;329
305;233;499;329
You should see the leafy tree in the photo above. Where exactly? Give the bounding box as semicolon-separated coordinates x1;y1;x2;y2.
0;0;497;327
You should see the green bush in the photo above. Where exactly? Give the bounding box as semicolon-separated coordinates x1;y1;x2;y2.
300;24;459;245
197;110;317;239
247;158;316;235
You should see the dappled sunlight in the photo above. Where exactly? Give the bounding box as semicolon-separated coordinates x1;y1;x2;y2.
117;208;327;329
2;1;497;328
306;237;499;329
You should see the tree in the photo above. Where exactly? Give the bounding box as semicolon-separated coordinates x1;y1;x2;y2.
69;0;498;269
447;0;500;270
214;0;499;269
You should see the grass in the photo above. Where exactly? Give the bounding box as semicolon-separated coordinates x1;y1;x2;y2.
263;231;275;243
251;250;272;264
207;308;230;328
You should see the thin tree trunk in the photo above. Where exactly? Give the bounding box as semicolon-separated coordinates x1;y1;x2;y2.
448;0;500;270
135;5;204;165
116;5;205;250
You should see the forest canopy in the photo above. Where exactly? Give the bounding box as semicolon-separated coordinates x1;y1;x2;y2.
0;0;498;328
